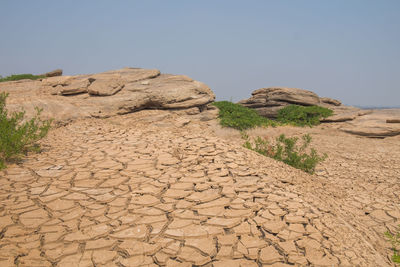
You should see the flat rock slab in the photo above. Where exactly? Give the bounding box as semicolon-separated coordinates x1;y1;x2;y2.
320;106;372;122
1;67;215;123
340;109;400;137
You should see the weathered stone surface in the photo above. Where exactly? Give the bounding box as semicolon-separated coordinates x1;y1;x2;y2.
320;97;341;106
239;87;359;121
2;67;215;123
101;67;160;83
41;69;63;77
247;87;320;106
122;74;215;110
340;109;400;137
239;87;320;118
41;76;73;87
239;86;400;137
87;77;124;96
59;78;91;95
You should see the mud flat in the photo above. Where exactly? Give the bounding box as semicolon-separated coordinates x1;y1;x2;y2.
0;69;399;266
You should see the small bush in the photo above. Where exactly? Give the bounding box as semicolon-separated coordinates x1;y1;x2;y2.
243;133;327;174
0;92;52;169
0;74;45;83
277;105;333;127
385;226;400;265
213;101;276;130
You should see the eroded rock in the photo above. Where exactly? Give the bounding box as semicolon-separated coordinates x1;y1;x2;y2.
2;67;215;123
239;86;400;137
41;69;63;77
320;97;341;106
239;87;320;118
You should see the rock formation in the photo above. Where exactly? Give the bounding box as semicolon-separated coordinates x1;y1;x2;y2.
238;87;319;118
1;67;216;123
320;97;341;106
240;87;400;137
239;87;352;119
40;69;63;77
341;109;400;138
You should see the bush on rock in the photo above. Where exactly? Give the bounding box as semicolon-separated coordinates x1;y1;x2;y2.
213;101;276;130
0;92;51;169
277;104;333;126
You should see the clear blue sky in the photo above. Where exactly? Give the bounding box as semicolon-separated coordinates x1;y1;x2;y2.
1;1;399;107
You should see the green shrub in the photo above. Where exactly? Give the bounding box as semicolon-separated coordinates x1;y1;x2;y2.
213;101;276;130
277;105;333;127
0;74;45;83
243;133;327;174
0;92;52;169
385;226;400;265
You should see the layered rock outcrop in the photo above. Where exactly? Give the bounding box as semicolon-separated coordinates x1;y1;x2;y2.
239;87;351;119
40;69;63;77
238;87;318;118
1;67;215;123
239;87;400;137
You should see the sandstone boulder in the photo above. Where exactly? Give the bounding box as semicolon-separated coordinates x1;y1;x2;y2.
1;67;215;123
41;69;63;77
320;97;341;106
59;78;91;95
41;76;73;87
239;87;323;118
240;87;367;123
238;86;400;137
88;77;124;96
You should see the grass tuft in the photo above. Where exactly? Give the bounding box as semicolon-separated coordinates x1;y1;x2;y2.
0;92;52;169
0;74;45;83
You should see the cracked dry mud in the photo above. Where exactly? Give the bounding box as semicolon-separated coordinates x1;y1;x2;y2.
0;110;399;266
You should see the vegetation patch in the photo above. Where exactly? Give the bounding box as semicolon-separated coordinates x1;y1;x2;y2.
385;226;400;265
213;101;276;130
0;74;45;83
0;92;52;169
243;133;327;174
277;104;333;126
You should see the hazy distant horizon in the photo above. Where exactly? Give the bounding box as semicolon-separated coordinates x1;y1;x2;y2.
1;1;399;107
355;105;400;110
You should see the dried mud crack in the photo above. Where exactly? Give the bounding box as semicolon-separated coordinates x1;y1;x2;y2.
0;110;399;266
